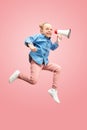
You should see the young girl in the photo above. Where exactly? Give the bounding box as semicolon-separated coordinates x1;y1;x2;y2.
9;22;62;103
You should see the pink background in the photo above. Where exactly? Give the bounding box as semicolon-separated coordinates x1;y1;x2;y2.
0;0;87;130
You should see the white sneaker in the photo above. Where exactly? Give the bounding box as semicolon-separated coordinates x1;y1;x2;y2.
48;88;60;103
9;70;20;83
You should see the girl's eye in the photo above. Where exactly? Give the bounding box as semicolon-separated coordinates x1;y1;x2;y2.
46;28;49;30
46;28;52;31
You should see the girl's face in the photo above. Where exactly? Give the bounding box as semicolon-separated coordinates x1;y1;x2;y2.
42;23;53;38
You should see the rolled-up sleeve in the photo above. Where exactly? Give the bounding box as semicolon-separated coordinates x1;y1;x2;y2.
50;42;59;50
24;34;39;47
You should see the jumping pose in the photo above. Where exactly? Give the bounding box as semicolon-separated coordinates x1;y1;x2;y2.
9;22;63;103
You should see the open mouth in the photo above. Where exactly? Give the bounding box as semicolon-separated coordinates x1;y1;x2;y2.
47;33;51;36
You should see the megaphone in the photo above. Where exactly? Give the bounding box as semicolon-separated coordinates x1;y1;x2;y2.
54;29;71;38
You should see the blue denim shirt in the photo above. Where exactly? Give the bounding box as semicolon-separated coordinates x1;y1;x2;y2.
25;34;59;65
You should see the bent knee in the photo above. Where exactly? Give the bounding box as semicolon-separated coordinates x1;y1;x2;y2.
30;79;37;85
56;65;62;72
58;66;62;71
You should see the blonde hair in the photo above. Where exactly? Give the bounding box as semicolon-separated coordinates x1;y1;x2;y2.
39;22;48;33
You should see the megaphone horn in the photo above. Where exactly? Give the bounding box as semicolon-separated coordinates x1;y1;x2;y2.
54;29;71;38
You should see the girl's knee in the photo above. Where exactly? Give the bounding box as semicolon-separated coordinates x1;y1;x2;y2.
56;65;62;72
30;79;37;85
58;66;62;71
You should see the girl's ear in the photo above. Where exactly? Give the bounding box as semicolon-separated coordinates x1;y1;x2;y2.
40;29;43;33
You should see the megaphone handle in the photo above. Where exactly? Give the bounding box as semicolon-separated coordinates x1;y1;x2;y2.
57;34;62;42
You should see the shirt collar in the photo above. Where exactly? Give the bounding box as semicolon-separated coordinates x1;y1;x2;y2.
40;34;51;40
